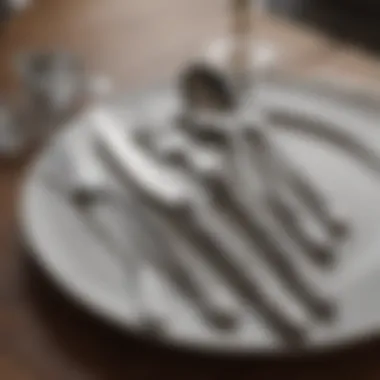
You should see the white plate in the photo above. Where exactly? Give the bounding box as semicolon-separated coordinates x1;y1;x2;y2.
19;78;380;355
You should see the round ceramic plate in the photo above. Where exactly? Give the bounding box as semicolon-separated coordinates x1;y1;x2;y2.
19;76;380;355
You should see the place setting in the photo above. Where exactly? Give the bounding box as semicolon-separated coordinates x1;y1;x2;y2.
16;0;380;356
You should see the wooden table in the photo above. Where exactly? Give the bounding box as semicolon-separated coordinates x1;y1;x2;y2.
1;1;380;379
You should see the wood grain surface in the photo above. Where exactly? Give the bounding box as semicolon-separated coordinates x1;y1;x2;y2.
1;0;380;379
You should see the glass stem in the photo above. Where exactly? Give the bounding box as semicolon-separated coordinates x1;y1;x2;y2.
230;0;252;96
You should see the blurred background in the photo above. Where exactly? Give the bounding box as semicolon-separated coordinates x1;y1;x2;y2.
273;0;380;53
1;0;380;96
